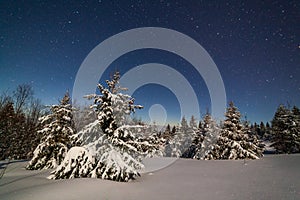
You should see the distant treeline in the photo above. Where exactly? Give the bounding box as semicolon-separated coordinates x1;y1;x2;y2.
0;84;44;160
1;83;299;161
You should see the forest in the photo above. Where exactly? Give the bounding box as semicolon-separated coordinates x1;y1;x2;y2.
1;72;300;182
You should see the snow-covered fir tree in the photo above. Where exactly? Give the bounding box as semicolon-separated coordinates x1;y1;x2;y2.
181;115;201;158
166;117;196;158
252;121;272;141
181;116;189;132
73;104;97;132
189;115;198;130
250;122;260;139
50;71;162;181
181;116;197;157
292;106;300;130
204;102;263;160
88;73;161;181
259;122;265;139
48;120;103;179
164;124;182;157
263;122;272;141
271;105;300;153
163;124;176;157
193;113;220;160
26;92;76;170
291;106;300;153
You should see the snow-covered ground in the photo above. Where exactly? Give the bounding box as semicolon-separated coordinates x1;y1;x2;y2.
1;155;299;200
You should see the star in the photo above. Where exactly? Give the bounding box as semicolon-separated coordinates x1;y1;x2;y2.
0;0;299;124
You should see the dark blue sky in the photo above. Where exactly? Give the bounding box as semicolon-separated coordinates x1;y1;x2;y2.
0;0;299;124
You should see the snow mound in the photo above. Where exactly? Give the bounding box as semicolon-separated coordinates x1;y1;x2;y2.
90;145;144;182
49;147;95;179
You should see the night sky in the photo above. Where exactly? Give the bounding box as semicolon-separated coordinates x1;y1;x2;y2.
0;0;299;124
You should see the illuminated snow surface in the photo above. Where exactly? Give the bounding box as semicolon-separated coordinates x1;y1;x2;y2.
1;155;299;200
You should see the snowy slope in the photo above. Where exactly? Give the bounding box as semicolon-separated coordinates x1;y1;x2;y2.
1;155;300;200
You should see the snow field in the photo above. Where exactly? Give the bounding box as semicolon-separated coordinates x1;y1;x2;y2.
1;154;299;200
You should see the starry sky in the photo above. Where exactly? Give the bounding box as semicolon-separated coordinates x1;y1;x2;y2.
0;0;299;124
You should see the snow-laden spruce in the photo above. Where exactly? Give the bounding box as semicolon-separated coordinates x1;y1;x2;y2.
165;117;196;158
271;105;300;153
191;113;220;160
203;102;263;160
26;92;76;170
165;127;182;157
90;144;144;181
50;71;162;181
72;120;108;156
48;146;95;179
